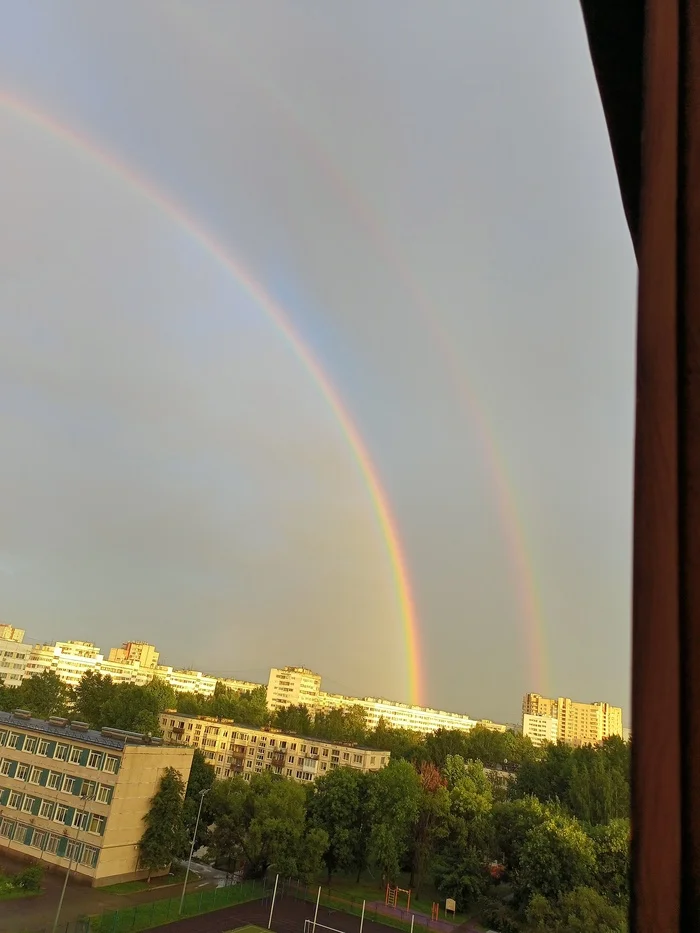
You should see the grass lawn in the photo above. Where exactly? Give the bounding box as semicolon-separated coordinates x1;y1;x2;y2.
0;888;42;902
101;869;198;895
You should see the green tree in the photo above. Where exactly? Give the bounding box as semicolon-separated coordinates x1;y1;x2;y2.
182;749;216;854
492;796;547;878
590;818;630;906
515;809;597;904
208;772;327;879
272;704;314;735
144;677;177;711
527;886;627;933
99;683;162;735
15;671;72;718
420;729;471;769
410;762;449;893
366;720;423;760
73;672;115;727
366;760;421;883
307;767;369;881
139;767;187;881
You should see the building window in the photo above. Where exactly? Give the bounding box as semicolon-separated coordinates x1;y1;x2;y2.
55;744;68;762
8;792;22;809
62;776;76;794
0;759;11;776
80;780;96;798
0;731;6;746
16;764;29;781
245;760;251;768
38;740;50;756
73;810;89;830
7;733;20;749
288;755;295;764
21;796;35;813
46;834;60;854
321;763;327;771
29;767;43;784
322;749;328;757
65;840;81;860
342;753;350;761
40;800;54;819
55;805;68;824
87;751;103;769
88;814;105;835
47;771;61;790
69;747;82;764
104;756;119;774
0;819;14;838
291;743;297;750
23;737;37;754
32;830;47;850
80;846;99;868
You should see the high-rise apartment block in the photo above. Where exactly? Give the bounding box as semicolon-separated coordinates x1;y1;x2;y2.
0;629;32;688
107;641;160;669
522;693;624;746
159;712;390;784
0;624;25;644
266;667;323;710
0;710;193;885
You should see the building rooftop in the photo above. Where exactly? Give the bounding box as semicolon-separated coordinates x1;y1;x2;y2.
0;709;167;750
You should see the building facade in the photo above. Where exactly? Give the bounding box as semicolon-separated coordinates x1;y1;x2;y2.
266;667;323;711
0;634;32;688
107;642;160;670
522;694;624;746
522;713;559;747
0;710;193;885
159;712;390;784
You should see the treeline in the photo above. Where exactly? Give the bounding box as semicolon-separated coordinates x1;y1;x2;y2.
143;738;630;933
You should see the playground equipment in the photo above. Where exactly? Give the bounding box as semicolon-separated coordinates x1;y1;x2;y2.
385;884;411;911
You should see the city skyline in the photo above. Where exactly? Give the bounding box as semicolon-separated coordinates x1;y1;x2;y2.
0;3;634;725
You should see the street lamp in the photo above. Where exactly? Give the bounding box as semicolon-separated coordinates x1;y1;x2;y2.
179;787;210;915
51;790;97;933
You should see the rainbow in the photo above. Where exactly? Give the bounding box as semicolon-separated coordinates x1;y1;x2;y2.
0;90;425;705
159;5;549;694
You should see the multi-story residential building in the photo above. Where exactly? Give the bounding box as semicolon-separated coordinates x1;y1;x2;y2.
522;713;559;747
266;667;323;711
0;632;32;688
107;642;160;670
0;709;193;885
159;712;390;784
522;693;624;746
317;692;481;734
0;625;25;644
24;642;103;688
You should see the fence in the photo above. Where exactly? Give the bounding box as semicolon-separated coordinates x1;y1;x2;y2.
277;879;458;933
25;878;266;933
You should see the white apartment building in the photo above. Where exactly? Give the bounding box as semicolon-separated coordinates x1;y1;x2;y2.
0;625;25;644
318;692;481;734
107;642;160;670
24;642;104;687
522;713;559;747
0;636;32;688
159;712;390;784
266;667;323;711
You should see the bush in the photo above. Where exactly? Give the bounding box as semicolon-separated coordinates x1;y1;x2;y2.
14;865;44;891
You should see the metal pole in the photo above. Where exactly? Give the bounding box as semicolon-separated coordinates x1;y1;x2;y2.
312;885;322;933
267;872;279;929
410;916;415;933
51;792;95;933
179;787;209;915
359;899;366;933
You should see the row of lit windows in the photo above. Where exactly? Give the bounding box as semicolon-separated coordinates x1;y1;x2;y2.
0;818;100;866
0;732;119;773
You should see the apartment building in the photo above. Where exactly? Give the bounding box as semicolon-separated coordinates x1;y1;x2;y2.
107;642;160;670
0;625;25;644
266;667;323;711
317;692;481;733
522;693;624;746
159;712;390;784
24;642;104;688
0;632;32;688
522;713;559;747
0;709;193;885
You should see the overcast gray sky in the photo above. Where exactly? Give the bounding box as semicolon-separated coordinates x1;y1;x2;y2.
0;2;636;723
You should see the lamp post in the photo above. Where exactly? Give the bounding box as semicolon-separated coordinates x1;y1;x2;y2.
52;790;97;933
179;787;209;915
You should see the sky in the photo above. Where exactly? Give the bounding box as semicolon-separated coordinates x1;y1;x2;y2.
0;2;637;724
